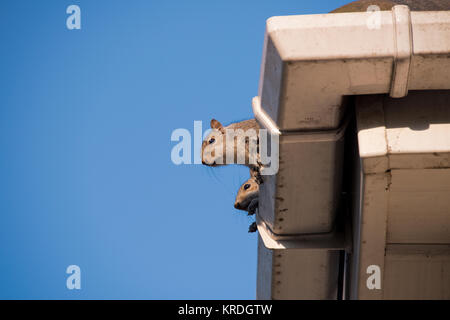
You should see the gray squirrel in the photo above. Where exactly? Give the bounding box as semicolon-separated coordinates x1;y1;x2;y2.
201;118;262;179
235;177;260;233
234;177;260;215
201;118;262;232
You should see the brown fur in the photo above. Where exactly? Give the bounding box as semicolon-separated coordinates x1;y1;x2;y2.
201;119;261;173
234;177;260;215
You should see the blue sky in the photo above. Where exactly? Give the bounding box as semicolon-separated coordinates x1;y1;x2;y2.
0;0;349;299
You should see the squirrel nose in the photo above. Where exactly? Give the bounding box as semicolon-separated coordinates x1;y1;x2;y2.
234;202;241;209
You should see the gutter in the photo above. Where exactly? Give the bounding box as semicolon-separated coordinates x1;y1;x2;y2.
253;5;450;299
255;6;450;131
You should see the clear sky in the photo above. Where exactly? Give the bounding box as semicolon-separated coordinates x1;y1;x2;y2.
0;0;349;299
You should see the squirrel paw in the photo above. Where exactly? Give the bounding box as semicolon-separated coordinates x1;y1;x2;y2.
248;222;257;233
247;199;258;215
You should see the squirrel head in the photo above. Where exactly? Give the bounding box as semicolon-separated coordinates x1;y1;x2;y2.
234;177;260;211
201;119;226;167
201;119;260;167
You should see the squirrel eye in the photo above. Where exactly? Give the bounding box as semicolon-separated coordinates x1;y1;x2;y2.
244;184;250;190
209;138;215;144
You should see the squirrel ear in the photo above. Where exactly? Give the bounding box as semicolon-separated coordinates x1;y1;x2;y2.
210;119;225;133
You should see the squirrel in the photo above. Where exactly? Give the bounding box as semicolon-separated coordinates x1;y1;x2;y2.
330;0;450;13
202;119;262;233
201;118;262;178
234;176;260;233
234;176;260;214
